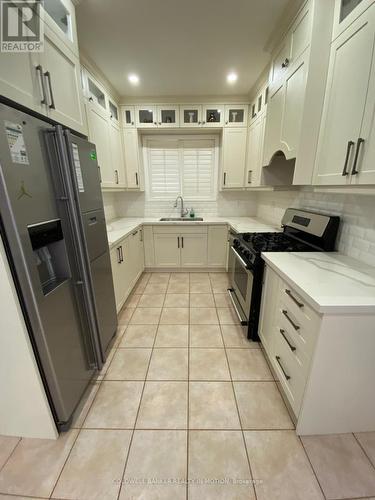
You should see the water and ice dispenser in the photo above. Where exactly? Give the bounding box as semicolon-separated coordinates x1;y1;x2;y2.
28;219;71;295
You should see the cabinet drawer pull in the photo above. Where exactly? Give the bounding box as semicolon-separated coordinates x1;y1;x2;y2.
177;236;180;248
117;247;121;264
115;169;119;184
280;329;296;352
285;289;304;308
36;65;47;104
276;355;291;380
181;236;184;248
44;71;56;109
247;170;252;184
132;230;138;236
342;140;355;176
223;172;226;185
135;172;139;186
351;138;365;175
282;310;300;331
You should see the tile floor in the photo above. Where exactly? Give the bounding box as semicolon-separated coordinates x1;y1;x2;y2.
0;272;375;499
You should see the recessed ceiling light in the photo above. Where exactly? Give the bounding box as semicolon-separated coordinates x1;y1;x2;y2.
128;74;139;85
227;72;238;84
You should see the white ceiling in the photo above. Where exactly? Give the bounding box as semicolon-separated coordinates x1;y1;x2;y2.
75;0;291;98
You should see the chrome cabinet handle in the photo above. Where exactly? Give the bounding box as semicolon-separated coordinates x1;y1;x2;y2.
223;172;226;185
177;236;180;248
181;236;184;248
115;170;119;184
248;170;252;184
351;138;365;175
285;289;304;308
119;245;124;262
281;58;290;68
280;329;296;352
132;230;138;236
36;65;47;104
342;140;355;176
276;355;291;380
117;247;121;264
282;310;300;331
44;71;56;109
135;172;139;186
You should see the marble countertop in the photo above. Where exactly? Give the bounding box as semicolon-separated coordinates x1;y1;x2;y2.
262;251;375;314
106;216;280;248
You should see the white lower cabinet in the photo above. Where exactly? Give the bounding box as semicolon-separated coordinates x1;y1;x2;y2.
146;225;227;269
110;229;144;311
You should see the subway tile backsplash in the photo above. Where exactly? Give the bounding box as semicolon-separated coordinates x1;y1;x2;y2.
256;189;375;267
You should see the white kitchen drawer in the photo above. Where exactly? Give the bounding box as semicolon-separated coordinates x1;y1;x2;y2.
152;225;207;234
279;281;321;327
272;325;309;415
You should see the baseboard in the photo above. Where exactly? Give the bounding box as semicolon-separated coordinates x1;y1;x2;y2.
144;267;226;273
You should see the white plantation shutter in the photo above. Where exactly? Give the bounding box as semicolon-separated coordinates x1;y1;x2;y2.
145;136;217;200
182;139;215;199
147;139;180;199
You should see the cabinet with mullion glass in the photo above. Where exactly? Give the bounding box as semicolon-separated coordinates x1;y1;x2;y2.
224;105;248;127
202;105;224;127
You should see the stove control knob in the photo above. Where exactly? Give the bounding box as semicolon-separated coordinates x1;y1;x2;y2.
243;249;250;259
233;238;240;248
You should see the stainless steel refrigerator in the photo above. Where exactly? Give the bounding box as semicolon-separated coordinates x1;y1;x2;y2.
0;102;117;430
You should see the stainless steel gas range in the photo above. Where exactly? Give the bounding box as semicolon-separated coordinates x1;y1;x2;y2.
228;208;340;341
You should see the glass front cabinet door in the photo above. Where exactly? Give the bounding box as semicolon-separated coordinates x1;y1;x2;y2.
224;105;248;127
157;105;179;127
202;105;224;127
333;0;369;38
180;105;203;127
136;106;157;128
122;106;135;128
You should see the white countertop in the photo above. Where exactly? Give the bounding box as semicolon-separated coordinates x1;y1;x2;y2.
262;251;375;314
106;216;280;248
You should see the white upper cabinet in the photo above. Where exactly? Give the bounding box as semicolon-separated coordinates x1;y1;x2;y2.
122;106;136;128
41;0;78;56
122;128;142;189
136;106;157;128
224;105;248;127
108;119;126;188
333;0;373;39
108;99;119;123
179;105;203;127
157;105;179;127
315;5;375;185
221;128;247;189
246;114;266;187
202;105;225;127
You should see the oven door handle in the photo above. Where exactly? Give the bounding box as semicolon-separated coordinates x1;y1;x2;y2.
230;246;249;270
227;288;249;326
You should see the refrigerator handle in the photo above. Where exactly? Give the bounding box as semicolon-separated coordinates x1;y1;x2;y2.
53;126;103;369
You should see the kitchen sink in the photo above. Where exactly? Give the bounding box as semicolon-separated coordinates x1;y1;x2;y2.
159;217;204;221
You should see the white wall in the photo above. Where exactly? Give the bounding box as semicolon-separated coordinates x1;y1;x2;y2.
110;190;258;219
257;189;375;267
0;237;58;439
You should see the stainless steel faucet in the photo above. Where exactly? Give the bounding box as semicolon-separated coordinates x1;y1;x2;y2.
174;195;188;217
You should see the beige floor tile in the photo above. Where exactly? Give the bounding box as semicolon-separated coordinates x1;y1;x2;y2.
189;293;215;308
190;282;212;293
0;436;19;470
189;325;224;347
190;308;218;325
129;307;162;325
120;430;187;499
105;348;151;380
148;272;170;284
234;382;293;430
160;307;189;324
189;382;240;429
217;307;240;325
245;430;324;500
167;281;190;293
117;307;135;325
0;495;46;499
137;294;165;308
227;349;273;380
133;281;147;294
96;344;117;380
302;433;375;500
221;325;260;348
170;272;189;281
213;293;232;308
71;382;101;428
148;348;188;380
190;349;230;381
190;272;209;282
0;430;78;498
143;283;168;294
155;325;189;347
356;432;375;467
119;324;157;348
136;381;188;429
189;430;254;500
52;429;131;500
164;293;189;308
211;283;230;293
84;381;143;429
124;294;141;308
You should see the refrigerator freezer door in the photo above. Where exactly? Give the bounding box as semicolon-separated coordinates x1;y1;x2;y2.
90;251;118;353
0;103;97;427
82;209;108;262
